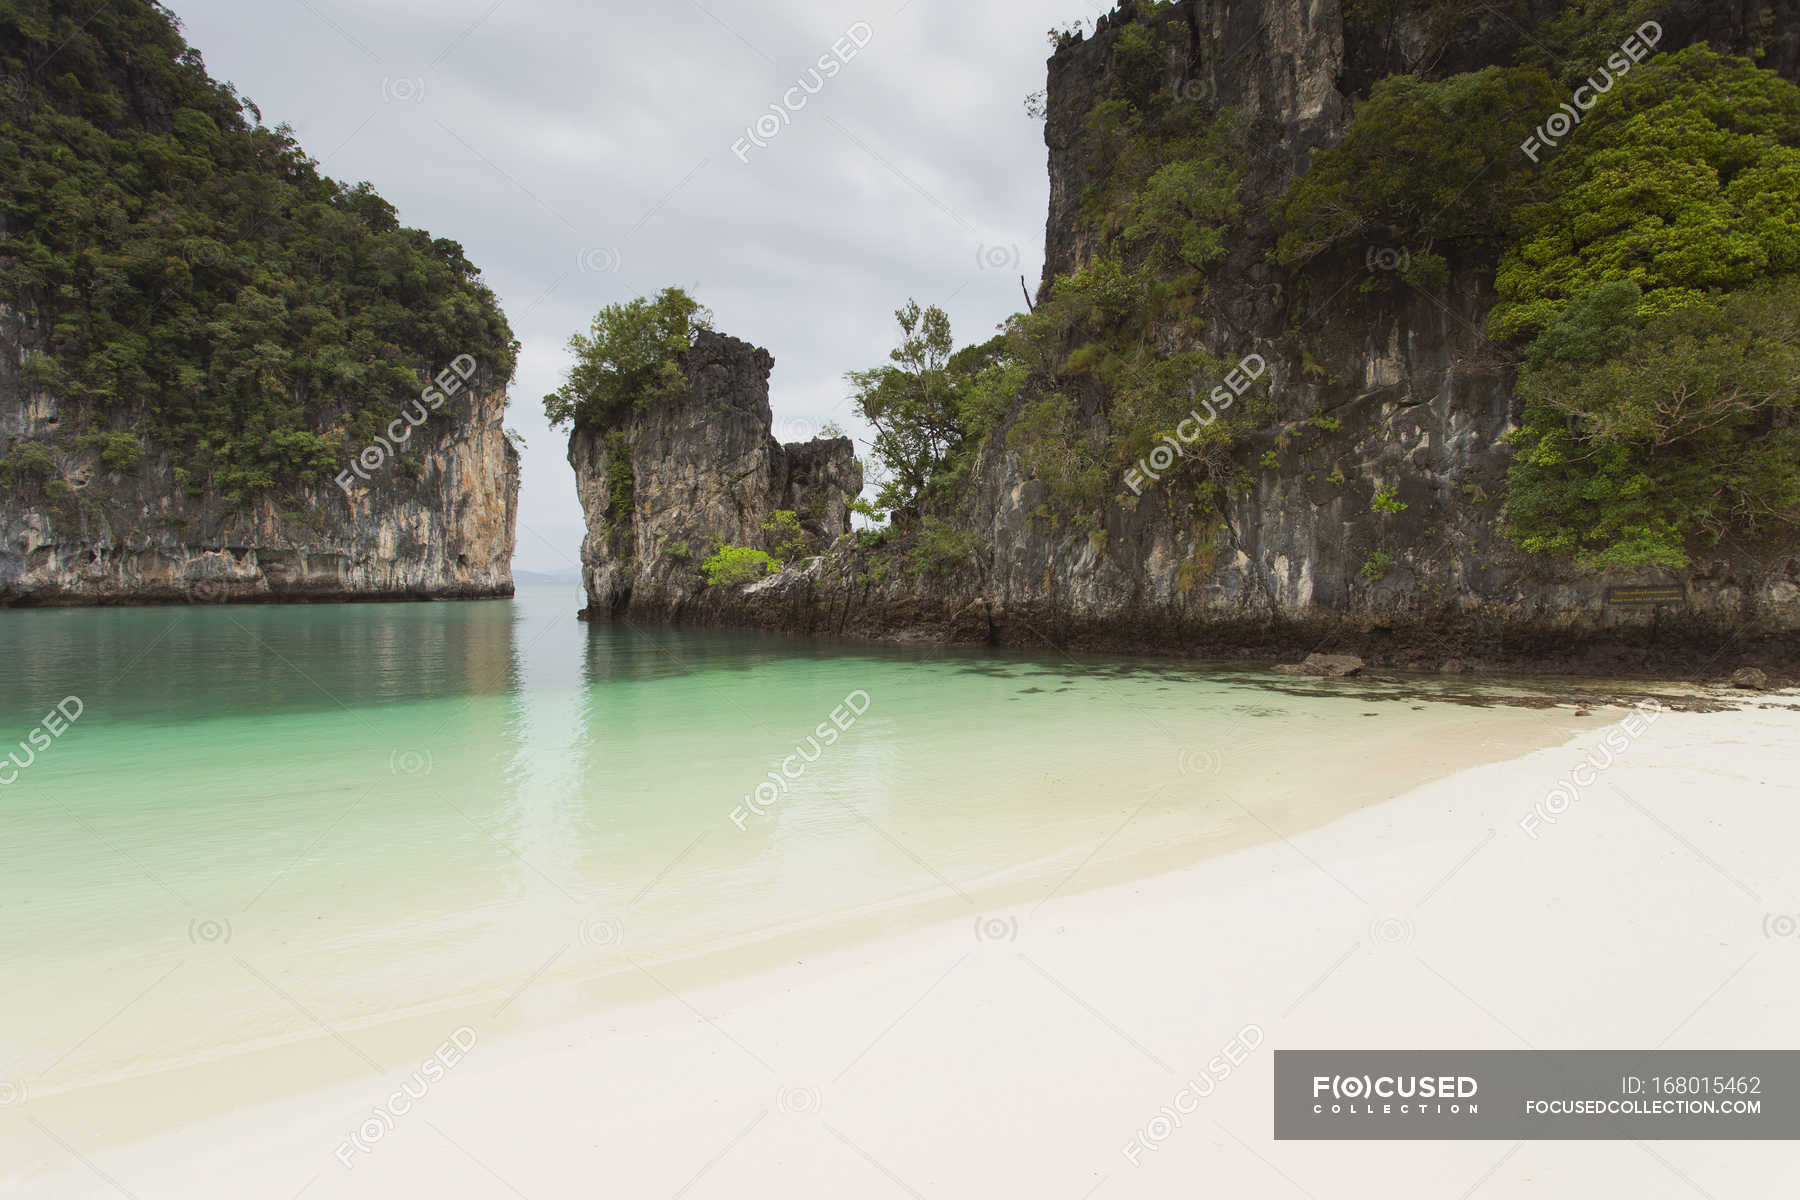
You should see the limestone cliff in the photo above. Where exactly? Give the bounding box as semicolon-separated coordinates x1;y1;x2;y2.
0;0;520;606
571;0;1800;676
569;330;860;622
0;303;518;605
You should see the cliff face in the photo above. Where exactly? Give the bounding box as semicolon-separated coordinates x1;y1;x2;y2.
0;304;519;606
967;0;1800;669
570;0;1800;675
0;0;521;607
569;330;860;621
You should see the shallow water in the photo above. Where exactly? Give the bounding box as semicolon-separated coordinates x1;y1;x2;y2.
0;585;1585;1130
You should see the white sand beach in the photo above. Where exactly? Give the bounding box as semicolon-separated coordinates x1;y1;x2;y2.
6;696;1798;1199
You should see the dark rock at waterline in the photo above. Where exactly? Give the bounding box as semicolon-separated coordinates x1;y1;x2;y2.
1274;653;1365;679
1730;667;1771;690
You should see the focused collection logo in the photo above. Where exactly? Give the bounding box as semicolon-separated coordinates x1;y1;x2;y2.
1311;1073;1480;1116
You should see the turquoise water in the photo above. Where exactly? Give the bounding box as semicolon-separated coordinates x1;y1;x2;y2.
0;586;1577;1135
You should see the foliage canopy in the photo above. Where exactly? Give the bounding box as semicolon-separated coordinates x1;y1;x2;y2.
0;0;517;500
1275;66;1562;278
543;288;712;430
1503;281;1800;568
1491;47;1800;339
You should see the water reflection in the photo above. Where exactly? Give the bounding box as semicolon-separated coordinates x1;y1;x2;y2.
0;597;523;726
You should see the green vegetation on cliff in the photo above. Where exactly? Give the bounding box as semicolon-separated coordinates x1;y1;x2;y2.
1504;280;1800;568
0;0;516;501
543;288;711;430
1274;66;1562;285
1494;48;1800;567
992;13;1255;530
868;7;1800;576
846;7;1263;542
1490;48;1800;338
1273;32;1800;569
702;544;777;587
581;5;1800;591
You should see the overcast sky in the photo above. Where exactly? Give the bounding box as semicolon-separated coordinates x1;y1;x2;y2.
169;0;1096;574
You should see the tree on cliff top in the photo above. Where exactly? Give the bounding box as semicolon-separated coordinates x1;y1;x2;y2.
543;288;712;429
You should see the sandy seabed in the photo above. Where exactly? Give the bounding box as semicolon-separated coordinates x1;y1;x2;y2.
6;696;1798;1199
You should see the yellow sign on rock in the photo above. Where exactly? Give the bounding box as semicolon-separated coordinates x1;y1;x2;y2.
1604;585;1687;608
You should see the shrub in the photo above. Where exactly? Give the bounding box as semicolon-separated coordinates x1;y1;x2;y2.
1371;487;1407;514
1012;258;1158;374
604;432;635;516
96;431;144;473
1118;126;1243;280
703;544;777;587
762;509;809;562
7;441;58;481
909;517;980;577
1109;23;1162;106
1007;395;1110;517
1517;0;1681;84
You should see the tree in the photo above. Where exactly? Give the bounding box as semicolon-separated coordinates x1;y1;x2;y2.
1490;47;1800;340
1490;47;1800;568
845;301;964;520
1275;66;1562;275
1503;281;1800;567
543;288;712;429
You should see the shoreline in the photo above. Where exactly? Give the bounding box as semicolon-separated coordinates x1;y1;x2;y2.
5;693;1794;1196
5;577;1790;684
0;586;517;609
578;599;1800;684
